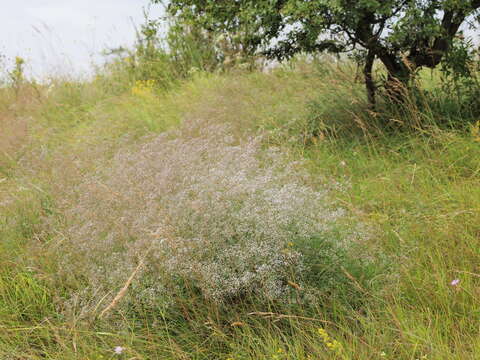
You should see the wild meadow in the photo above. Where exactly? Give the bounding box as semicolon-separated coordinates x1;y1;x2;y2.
1;18;480;360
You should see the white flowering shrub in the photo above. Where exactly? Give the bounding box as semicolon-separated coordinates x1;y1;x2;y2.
60;119;357;309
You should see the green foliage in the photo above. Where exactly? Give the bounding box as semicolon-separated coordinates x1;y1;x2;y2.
440;36;479;83
133;16;221;83
104;12;257;93
8;57;25;95
158;0;480;109
161;0;480;62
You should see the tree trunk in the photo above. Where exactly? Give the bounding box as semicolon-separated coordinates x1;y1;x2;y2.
374;50;412;104
384;72;410;104
380;59;412;104
364;50;376;110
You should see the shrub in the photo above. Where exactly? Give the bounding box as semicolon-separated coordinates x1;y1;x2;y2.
59;118;365;312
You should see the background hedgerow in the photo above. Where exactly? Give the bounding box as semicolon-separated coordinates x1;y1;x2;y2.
59;118;369;313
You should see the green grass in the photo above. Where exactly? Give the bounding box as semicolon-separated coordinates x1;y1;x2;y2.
0;59;479;359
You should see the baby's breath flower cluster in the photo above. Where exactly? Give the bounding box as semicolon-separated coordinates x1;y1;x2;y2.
60;118;355;308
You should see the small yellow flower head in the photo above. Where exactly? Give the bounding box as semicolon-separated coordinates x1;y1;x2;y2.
317;328;344;355
131;79;156;98
15;56;25;66
326;340;341;350
317;328;329;340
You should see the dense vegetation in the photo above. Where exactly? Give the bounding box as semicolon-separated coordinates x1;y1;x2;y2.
161;0;480;106
1;11;480;360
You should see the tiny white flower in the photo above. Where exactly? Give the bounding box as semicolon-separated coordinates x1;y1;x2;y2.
114;346;124;355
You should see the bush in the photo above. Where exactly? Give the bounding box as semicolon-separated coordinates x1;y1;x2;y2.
58;118;368;313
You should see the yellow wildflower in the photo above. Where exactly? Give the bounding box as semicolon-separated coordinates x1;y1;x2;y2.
131;79;156;98
317;327;345;357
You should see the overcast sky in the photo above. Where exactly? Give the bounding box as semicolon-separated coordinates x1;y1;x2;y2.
2;2;478;80
0;1;164;79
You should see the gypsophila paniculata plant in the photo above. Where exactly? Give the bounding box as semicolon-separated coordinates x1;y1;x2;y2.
59;118;364;312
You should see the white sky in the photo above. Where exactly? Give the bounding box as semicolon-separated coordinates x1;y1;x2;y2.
0;0;164;79
1;2;477;80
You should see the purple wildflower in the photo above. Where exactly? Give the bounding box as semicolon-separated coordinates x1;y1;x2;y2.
450;279;460;286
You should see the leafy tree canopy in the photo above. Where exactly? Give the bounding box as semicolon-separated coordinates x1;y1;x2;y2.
153;0;480;104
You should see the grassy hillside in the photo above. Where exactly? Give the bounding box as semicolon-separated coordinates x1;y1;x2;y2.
0;58;479;359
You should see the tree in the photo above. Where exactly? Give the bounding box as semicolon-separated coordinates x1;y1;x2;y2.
153;0;480;106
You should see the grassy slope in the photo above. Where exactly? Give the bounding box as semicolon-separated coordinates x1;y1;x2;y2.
0;63;479;359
